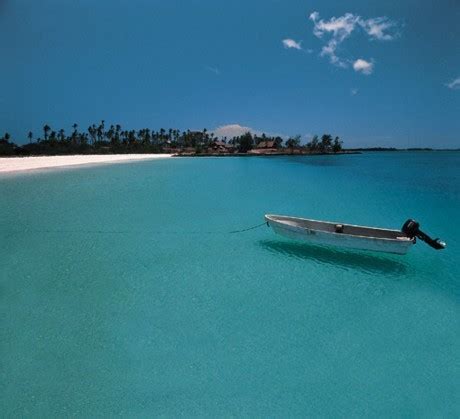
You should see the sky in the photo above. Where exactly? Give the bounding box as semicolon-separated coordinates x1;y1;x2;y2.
1;0;459;148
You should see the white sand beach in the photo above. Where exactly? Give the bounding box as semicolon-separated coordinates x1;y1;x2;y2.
0;154;172;173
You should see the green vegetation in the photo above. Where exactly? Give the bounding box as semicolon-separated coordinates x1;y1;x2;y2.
0;122;344;156
306;135;343;153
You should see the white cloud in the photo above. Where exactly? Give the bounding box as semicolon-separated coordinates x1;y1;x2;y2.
351;88;359;95
310;12;359;42
205;66;220;75
353;59;374;75
309;11;319;21
309;11;398;71
213;124;261;138
282;38;302;50
310;11;359;67
446;77;460;90
320;39;347;67
213;124;285;139
359;17;397;41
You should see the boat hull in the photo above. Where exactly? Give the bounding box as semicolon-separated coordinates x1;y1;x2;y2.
265;215;414;255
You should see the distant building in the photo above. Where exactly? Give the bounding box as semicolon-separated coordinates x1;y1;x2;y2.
256;140;277;149
210;140;235;153
247;140;279;154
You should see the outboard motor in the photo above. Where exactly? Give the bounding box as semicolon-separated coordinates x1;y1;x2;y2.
401;219;446;250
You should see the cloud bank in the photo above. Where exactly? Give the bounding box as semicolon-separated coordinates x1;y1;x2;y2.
213;124;284;139
213;124;261;138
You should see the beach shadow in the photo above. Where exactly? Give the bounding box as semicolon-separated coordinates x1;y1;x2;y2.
259;239;409;277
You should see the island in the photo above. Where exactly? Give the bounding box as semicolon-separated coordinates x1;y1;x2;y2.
0;122;349;157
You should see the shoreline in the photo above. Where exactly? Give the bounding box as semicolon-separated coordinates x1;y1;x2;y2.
174;151;361;157
0;154;172;174
1;148;452;173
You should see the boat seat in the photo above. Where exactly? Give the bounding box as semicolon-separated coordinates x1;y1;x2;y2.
335;224;344;233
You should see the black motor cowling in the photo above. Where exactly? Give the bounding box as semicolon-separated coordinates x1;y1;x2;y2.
401;219;420;238
401;219;446;250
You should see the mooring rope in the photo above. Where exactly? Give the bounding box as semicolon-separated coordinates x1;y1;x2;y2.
3;222;269;236
228;222;268;234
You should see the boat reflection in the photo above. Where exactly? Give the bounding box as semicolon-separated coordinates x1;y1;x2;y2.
259;239;409;276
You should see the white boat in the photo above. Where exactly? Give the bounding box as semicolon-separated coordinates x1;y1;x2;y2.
265;214;419;255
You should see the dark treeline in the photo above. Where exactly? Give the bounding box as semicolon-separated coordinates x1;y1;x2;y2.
0;121;343;156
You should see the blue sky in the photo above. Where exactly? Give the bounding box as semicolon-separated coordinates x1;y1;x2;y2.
1;0;459;147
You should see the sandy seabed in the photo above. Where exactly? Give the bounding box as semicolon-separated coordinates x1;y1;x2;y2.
0;154;173;173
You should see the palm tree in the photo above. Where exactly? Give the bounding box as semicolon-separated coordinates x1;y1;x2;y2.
115;124;121;144
43;124;51;141
122;130;129;144
58;129;65;142
332;136;342;153
97;120;105;142
143;128;151;145
238;131;254;153
128;130;136;145
173;129;180;144
49;131;57;143
70;124;78;145
80;133;89;145
28;131;33;144
107;125;115;145
88;125;97;145
286;135;301;153
319;134;333;153
274;136;283;148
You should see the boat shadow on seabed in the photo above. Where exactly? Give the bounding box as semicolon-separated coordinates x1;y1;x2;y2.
259;239;409;277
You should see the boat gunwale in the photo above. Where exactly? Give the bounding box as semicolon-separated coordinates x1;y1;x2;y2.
265;214;414;244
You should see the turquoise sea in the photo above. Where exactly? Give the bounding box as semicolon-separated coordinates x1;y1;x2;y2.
1;152;459;417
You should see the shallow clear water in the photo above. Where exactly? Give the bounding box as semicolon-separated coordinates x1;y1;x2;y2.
1;152;459;416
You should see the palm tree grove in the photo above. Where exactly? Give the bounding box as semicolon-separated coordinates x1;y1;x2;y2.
0;121;343;156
